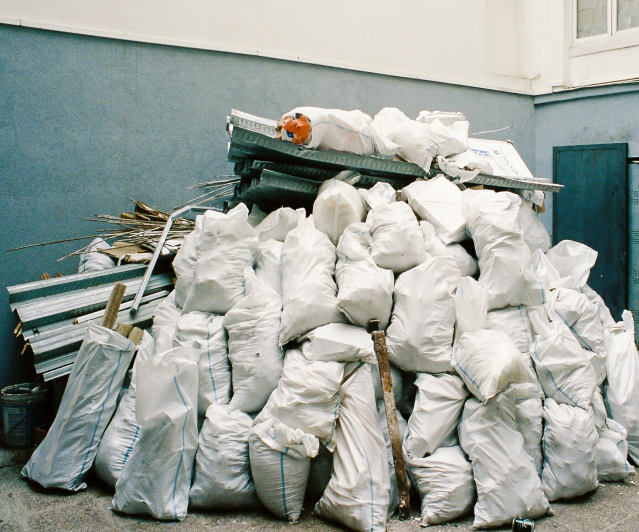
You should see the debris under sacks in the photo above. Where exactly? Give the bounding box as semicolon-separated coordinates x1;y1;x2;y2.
16;105;639;531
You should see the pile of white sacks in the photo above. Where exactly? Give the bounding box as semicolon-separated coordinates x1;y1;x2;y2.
91;175;639;529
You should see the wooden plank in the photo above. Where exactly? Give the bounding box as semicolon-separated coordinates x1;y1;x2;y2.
101;282;126;329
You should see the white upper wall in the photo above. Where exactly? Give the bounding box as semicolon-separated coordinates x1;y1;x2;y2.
1;0;638;95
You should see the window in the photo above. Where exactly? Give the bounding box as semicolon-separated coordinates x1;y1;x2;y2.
575;0;639;40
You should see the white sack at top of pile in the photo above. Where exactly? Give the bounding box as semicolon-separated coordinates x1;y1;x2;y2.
387;255;461;373
546;240;597;288
359;181;396;212
78;237;116;273
420;221;478;278
172;214;203;308
335;223;394;329
402;175;467;244
366;200;426;273
604;310;639;464
302;322;376;364
151;290;181;355
280;213;345;345
313;179;365;246
459;387;549;528
254;206;303;242
182;204;258;315
224;268;284;414
279;107;399;158
529;310;597;409
520;198;550;253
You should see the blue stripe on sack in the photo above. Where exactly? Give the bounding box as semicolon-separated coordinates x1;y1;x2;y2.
324;398;341;449
279;452;289;518
206;316;218;403
171;362;189;520
530;347;578;407
343;415;375;530
122;424;140;467
74;348;123;489
555;311;593;350
454;362;481;396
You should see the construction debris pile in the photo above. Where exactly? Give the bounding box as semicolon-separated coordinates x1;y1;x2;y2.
15;106;639;530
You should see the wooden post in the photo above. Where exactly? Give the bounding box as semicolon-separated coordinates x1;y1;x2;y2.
368;320;411;520
127;327;144;346
101;282;126;330
114;323;133;338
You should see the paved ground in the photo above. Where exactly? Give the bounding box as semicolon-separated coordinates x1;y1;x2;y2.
0;446;638;532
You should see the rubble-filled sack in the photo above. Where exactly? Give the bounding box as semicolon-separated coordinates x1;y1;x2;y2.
255;349;344;449
545;240;597;288
485;306;534;354
592;388;608;431
78;237;116;273
402;176;466;244
22;324;136;491
453;276;487;343
173;312;231;416
531;248;562;293
406;445;475;527
387;255;460;373
254;238;283;296
254;206;302;242
280;214;344;344
596;417;634;482
225;269;284;414
420;221;478;278
302;323;376;364
366;201;426;273
335;223;394;329
545;286;604;353
94;332;156;489
452;329;534;402
581;284;616;329
359;182;396;211
152;291;181;354
313;179;365;245
111;346;199;520
249;418;319;521
314;364;390;532
541;398;598;501
513;383;545;477
172;215;203;307
604;310;639;464
459;389;549;528
182;204;259;315
520;199;550;253
189;404;260;509
529;311;597;409
404;373;469;459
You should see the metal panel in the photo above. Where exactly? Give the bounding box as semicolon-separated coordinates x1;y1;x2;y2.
553;143;628;321
465;173;563;193
629;160;639;341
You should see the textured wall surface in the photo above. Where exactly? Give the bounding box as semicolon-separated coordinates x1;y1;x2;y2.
0;24;537;390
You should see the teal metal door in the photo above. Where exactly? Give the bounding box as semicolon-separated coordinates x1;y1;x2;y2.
553;143;628;321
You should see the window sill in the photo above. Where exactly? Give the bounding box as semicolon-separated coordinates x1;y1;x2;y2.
570;31;639;57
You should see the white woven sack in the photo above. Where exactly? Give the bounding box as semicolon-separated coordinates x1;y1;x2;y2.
151;291;181;355
596;417;634;482
546;240;597;288
313;179;365;246
520;198;550;253
485;306;535;354
254;238;283;296
420;221;478;278
513;382;545;477
255;206;303;242
78;237;116;273
302;323;376;364
453;276;487;344
172;215;203;308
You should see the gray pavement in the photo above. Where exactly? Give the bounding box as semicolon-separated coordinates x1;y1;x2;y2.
0;447;638;532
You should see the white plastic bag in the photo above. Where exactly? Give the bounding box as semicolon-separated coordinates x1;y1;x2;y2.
280;214;344;344
546;240;597;288
94;332;156;489
459;389;549;528
453;276;487;343
173;312;231;416
513;383;545;477
453;329;535;402
314;365;390;532
78;237;116;273
367;201;426;273
604;310;639;463
387;255;460;373
255;206;302;242
335;223;394;329
254;238;283;296
404;373;469;459
485;306;535;354
406;446;475;527
249;418;319;521
189;404;260;509
111;346;199;520
596;417;634;481
402;176;466;244
529;311;597;409
541;398;598;501
22;325;136;491
420;221;478;278
172;215;203;308
313;179;365;245
255;349;344;449
520;199;550;253
224;269;284;414
182;204;258;315
302;323;376;364
151;291;181;355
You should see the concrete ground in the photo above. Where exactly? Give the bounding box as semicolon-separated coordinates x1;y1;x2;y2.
0;446;637;532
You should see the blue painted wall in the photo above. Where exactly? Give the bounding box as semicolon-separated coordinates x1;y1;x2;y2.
0;24;539;390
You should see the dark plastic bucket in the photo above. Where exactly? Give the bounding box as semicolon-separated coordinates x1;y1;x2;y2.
2;383;51;448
